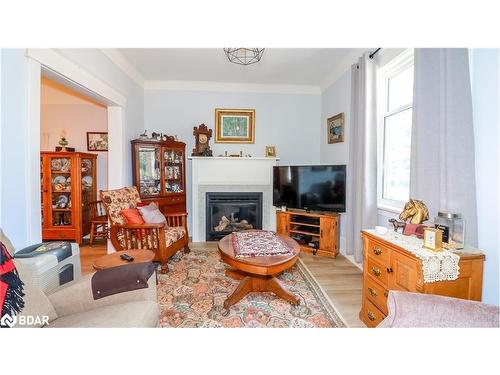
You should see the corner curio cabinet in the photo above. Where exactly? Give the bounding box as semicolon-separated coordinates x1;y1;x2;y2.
131;137;187;213
40;152;97;244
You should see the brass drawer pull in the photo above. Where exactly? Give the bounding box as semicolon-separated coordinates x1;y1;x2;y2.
367;311;376;321
387;267;393;273
367;287;377;298
384;291;389;298
373;247;382;255
371;267;381;277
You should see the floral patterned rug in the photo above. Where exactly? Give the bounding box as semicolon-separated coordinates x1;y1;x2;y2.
156;249;347;328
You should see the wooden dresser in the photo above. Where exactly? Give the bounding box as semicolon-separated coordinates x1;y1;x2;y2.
359;230;485;327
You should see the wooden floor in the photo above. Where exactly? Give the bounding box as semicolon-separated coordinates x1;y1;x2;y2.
79;240;365;327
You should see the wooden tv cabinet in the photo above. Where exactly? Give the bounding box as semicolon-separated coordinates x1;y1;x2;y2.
276;210;339;258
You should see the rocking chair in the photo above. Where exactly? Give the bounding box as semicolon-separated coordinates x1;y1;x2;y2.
100;186;189;273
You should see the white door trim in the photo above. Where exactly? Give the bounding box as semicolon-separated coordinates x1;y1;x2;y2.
26;58;42;243
26;49;127;107
25;49;126;248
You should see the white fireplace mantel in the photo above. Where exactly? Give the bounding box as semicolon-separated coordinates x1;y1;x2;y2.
189;156;279;242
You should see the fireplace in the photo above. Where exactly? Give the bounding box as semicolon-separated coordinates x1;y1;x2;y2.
206;192;263;241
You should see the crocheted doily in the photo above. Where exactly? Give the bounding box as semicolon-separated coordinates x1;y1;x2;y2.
366;230;460;283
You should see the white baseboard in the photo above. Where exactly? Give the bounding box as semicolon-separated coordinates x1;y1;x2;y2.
344;253;363;271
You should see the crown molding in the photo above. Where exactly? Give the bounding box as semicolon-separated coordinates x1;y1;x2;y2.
320;48;368;92
100;49;145;87
144;80;321;95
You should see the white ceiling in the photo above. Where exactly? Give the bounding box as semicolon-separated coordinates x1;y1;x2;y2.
117;48;367;89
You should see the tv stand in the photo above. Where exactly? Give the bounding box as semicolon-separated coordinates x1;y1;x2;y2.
276;210;339;258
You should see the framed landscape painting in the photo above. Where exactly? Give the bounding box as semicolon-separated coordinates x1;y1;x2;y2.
327;113;344;144
215;109;255;143
87;132;108;151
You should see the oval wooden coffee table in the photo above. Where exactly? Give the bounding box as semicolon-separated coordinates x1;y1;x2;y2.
92;250;155;270
218;232;301;309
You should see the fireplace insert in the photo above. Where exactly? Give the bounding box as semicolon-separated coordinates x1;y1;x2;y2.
206;192;263;241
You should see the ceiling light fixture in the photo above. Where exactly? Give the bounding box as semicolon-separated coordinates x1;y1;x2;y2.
223;48;265;65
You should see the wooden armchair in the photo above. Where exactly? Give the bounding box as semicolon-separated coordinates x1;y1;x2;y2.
88;200;108;246
100;187;189;274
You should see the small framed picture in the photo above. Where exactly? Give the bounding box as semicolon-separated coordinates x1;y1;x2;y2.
265;145;276;157
327;113;344;144
215;109;255;143
87;132;108;151
423;228;443;251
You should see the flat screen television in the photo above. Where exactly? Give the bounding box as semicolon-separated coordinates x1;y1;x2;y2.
273;165;346;212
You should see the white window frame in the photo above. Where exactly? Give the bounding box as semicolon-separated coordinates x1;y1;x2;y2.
377;49;414;213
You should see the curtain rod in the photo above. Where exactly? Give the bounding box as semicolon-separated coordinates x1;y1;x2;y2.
369;48;382;59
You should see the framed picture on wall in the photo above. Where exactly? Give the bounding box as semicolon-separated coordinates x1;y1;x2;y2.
265;145;276;157
87;132;108;151
215;109;255;143
327;113;344;144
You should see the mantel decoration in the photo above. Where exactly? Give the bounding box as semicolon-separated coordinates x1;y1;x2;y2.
191;123;213;156
327;113;344;144
265;146;276;157
223;48;265;65
215;109;255;144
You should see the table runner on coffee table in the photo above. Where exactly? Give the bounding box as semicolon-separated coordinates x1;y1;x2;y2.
232;231;293;258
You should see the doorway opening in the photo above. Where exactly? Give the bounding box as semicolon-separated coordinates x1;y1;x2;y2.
39;76;109;249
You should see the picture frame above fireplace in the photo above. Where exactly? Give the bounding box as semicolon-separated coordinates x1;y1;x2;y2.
215;108;255;144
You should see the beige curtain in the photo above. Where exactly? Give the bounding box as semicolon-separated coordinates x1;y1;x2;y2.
410;49;478;246
345;53;378;263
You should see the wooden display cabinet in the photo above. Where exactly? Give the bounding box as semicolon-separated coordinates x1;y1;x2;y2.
276;210;339;257
40;152;97;244
131;137;187;213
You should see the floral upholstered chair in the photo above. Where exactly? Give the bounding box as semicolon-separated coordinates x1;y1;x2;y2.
100;186;189;273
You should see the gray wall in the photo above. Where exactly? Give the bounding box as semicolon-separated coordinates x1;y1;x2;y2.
320;68;351;254
471;48;499;305
144;88;321;232
1;49;30;247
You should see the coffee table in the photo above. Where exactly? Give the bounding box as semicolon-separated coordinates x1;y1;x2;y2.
92;250;155;270
218;232;301;309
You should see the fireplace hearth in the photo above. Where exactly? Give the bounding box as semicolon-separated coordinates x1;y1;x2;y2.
206;192;263;241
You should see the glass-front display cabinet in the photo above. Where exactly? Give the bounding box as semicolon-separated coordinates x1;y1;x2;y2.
132;137;186;213
40;152;97;244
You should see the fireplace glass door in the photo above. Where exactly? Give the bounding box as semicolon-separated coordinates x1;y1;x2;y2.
206;192;263;241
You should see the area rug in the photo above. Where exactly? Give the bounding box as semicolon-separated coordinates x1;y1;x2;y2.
156;249;347;328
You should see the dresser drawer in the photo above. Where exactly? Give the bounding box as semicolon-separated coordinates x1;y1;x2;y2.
366;238;390;265
365;277;389;314
366;257;389;288
362;299;386;327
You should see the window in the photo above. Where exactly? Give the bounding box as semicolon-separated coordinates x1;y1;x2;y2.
377;50;414;210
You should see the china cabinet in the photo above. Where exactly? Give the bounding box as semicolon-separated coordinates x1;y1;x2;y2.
131;137;187;213
40;152;97;244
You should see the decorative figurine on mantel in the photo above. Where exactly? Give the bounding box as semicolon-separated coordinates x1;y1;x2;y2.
191;123;213;156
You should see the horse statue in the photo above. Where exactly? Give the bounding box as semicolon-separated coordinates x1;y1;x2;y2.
399;198;429;224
